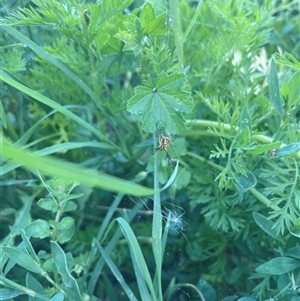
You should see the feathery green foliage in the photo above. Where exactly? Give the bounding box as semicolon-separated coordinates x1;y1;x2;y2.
1;0;299;300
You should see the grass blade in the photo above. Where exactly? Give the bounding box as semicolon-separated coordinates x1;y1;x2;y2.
1;26;105;113
116;217;156;300
94;239;139;301
2;141;155;196
1;70;109;143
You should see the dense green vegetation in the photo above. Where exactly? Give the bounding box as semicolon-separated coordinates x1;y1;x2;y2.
1;0;299;300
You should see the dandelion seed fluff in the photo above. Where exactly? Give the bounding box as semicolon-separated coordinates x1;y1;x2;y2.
163;207;187;233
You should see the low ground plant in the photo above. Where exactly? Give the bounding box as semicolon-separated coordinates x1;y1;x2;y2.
1;0;299;300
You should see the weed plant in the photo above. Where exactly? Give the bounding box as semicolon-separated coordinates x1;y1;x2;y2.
1;0;300;300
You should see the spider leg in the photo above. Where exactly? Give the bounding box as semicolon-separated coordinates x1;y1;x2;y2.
169;136;177;148
164;149;173;165
153;146;161;154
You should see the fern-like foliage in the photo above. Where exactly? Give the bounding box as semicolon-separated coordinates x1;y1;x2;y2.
6;0;133;46
260;159;300;235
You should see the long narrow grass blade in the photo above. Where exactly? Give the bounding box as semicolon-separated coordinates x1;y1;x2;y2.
183;0;203;43
130;248;152;301
2;142;155;196
0;70;109;142
152;151;163;301
169;0;184;69
161;160;179;190
84;194;124;283
116;217;156;300
94;239;139;301
161;213;171;256
2;141;114;175
1;26;105;113
15;106;94;147
87;201;142;294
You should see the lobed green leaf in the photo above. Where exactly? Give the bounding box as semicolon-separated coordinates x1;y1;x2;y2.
127;72;194;134
140;3;166;35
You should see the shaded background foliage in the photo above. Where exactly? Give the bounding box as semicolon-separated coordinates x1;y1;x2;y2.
1;0;300;300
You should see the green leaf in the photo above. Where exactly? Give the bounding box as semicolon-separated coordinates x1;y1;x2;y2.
49;293;64;301
276;140;300;156
252;212;282;240
114;16;145;56
174;168;191;189
288;70;300;107
240;107;251;131
290;218;300;238
56;217;75;244
197;278;217;301
37;198;59;212
269;59;282;117
43;259;56;273
274;52;300;70
62;200;77;212
2;247;45;275
127;72;194;134
0;100;7;129
19;229;40;263
281;81;289;100
255;257;300;275
50;241;83;301
140;3;166;35
0;288;25;299
87;0;135;25
9;196;33;237
235;172;257;193
26;273;47;301
286;244;300;259
114;4;168;60
26;220;51;239
246;141;282;156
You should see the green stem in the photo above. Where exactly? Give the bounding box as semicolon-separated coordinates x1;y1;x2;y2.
186;119;300;158
152;136;163;301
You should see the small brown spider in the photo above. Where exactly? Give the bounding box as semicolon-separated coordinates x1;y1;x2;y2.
153;134;175;164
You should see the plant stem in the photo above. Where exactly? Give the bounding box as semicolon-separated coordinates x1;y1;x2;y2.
186;119;300;158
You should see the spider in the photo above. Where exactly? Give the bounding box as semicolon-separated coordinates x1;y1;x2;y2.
153;133;175;165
